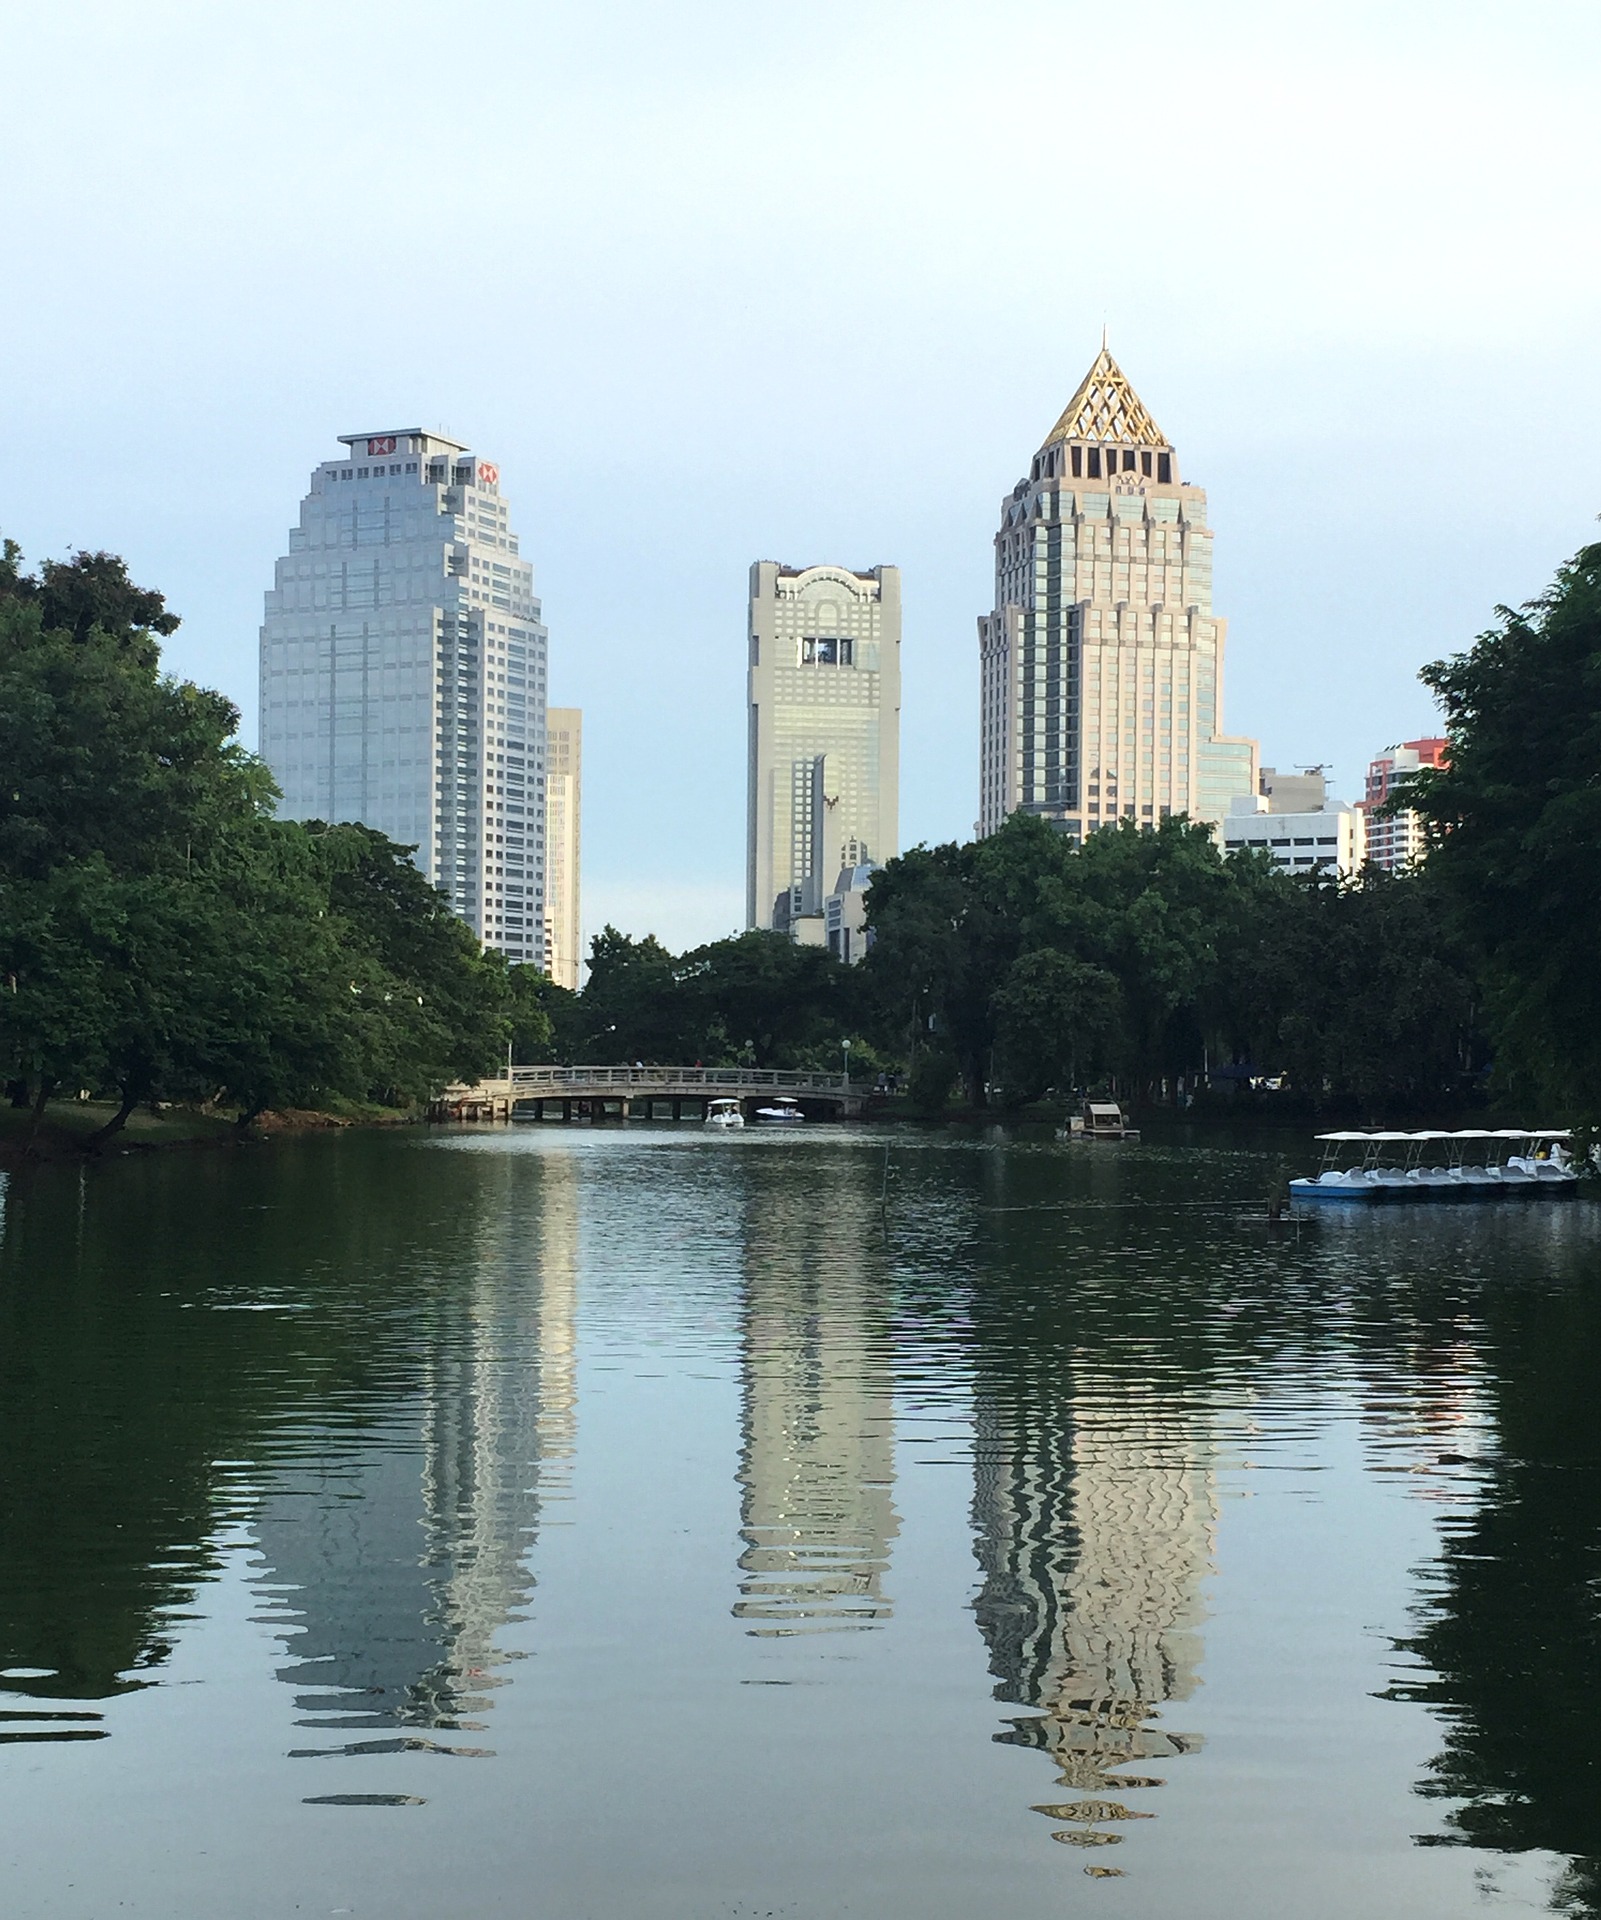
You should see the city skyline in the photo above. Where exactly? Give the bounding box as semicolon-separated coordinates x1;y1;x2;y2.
5;1;1598;952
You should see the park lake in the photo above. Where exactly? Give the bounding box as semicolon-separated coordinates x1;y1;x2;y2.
1;1123;1597;1918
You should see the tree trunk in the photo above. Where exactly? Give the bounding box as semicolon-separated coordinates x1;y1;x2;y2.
86;1085;142;1152
23;1078;55;1151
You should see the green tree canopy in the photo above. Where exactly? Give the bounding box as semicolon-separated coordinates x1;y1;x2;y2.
0;539;508;1142
1410;541;1601;1118
680;930;842;1068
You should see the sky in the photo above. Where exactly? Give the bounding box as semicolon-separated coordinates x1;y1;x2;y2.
3;0;1598;954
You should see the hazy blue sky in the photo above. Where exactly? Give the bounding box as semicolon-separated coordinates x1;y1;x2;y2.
4;0;1597;951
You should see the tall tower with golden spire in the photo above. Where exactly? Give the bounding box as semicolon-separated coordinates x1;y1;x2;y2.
977;345;1257;838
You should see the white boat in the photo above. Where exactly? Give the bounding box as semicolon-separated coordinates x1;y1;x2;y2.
705;1097;745;1130
753;1096;805;1126
1290;1128;1579;1204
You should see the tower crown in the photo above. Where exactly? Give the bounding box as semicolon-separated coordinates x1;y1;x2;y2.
1042;344;1169;452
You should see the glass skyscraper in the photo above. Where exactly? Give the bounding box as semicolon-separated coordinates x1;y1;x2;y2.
259;429;548;962
978;347;1257;840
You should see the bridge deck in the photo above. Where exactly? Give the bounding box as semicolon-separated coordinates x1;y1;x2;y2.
434;1065;863;1119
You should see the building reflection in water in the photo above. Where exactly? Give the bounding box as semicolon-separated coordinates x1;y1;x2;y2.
254;1149;579;1744
972;1363;1214;1848
734;1154;897;1635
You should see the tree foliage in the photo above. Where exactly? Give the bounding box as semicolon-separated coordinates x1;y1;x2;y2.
1410;541;1601;1118
0;541;512;1143
564;926;852;1068
859;811;1483;1112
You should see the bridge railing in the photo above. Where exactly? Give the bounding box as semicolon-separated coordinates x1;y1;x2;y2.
504;1065;852;1095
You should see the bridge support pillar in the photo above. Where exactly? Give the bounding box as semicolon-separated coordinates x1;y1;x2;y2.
672;1098;682;1121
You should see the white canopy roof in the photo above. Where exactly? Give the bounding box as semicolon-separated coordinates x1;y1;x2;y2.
1315;1127;1571;1142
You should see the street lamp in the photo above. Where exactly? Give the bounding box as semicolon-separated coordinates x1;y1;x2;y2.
842;1036;851;1093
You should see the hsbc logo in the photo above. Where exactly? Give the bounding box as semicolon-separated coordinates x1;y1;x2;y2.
367;435;398;457
477;462;498;487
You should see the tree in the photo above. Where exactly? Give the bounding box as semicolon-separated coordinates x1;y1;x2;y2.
681;931;841;1068
573;928;694;1061
505;965;572;1064
992;951;1122;1104
0;546;271;1134
0;539;511;1142
1411;541;1601;1118
316;822;505;1103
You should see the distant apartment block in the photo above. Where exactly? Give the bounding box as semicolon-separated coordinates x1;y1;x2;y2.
1223;766;1365;877
978;343;1257;841
259;430;548;965
544;708;581;990
747;562;901;936
1360;738;1448;870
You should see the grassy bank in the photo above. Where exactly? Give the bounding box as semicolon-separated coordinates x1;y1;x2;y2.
0;1098;416;1165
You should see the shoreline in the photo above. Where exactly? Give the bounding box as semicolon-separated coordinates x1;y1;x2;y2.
0;1101;418;1169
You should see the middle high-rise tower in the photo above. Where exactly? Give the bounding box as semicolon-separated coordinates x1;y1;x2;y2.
747;561;901;932
978;346;1256;839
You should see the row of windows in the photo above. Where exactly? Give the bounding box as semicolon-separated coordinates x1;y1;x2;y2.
1032;446;1175;484
1224;836;1341;849
325;462;421;483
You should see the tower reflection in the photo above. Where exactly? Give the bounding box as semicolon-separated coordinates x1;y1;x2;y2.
733;1150;898;1635
972;1359;1213;1845
256;1148;579;1741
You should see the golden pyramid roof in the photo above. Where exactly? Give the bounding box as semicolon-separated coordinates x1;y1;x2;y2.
1043;345;1169;449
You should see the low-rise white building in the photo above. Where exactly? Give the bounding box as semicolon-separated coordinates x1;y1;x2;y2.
1223;770;1365;876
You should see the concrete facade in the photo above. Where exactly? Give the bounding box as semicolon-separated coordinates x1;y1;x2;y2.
1223;770;1366;877
1361;738;1448;870
544;708;582;990
747;562;901;932
978;346;1257;840
260;430;548;964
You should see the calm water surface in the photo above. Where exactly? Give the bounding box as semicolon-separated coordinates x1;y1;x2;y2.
1;1124;1599;1917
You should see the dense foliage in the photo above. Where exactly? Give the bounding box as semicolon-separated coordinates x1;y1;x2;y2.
536;926;852;1071
1409;542;1601;1121
858;811;1484;1113
0;541;508;1142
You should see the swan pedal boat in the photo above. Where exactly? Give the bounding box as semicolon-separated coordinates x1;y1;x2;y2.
1290;1129;1579;1203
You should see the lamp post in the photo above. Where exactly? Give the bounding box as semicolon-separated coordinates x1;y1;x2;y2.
842;1037;851;1094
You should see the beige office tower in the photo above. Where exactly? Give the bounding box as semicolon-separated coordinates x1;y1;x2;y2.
978;345;1257;838
543;708;581;989
747;562;901;933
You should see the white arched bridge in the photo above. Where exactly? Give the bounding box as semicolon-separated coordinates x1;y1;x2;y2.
430;1064;867;1123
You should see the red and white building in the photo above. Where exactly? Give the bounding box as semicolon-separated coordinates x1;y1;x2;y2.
1359;738;1448;870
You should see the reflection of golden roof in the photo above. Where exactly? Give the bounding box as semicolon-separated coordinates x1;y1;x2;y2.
1044;346;1168;450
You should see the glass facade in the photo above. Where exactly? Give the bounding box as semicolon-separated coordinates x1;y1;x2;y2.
260;432;549;967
